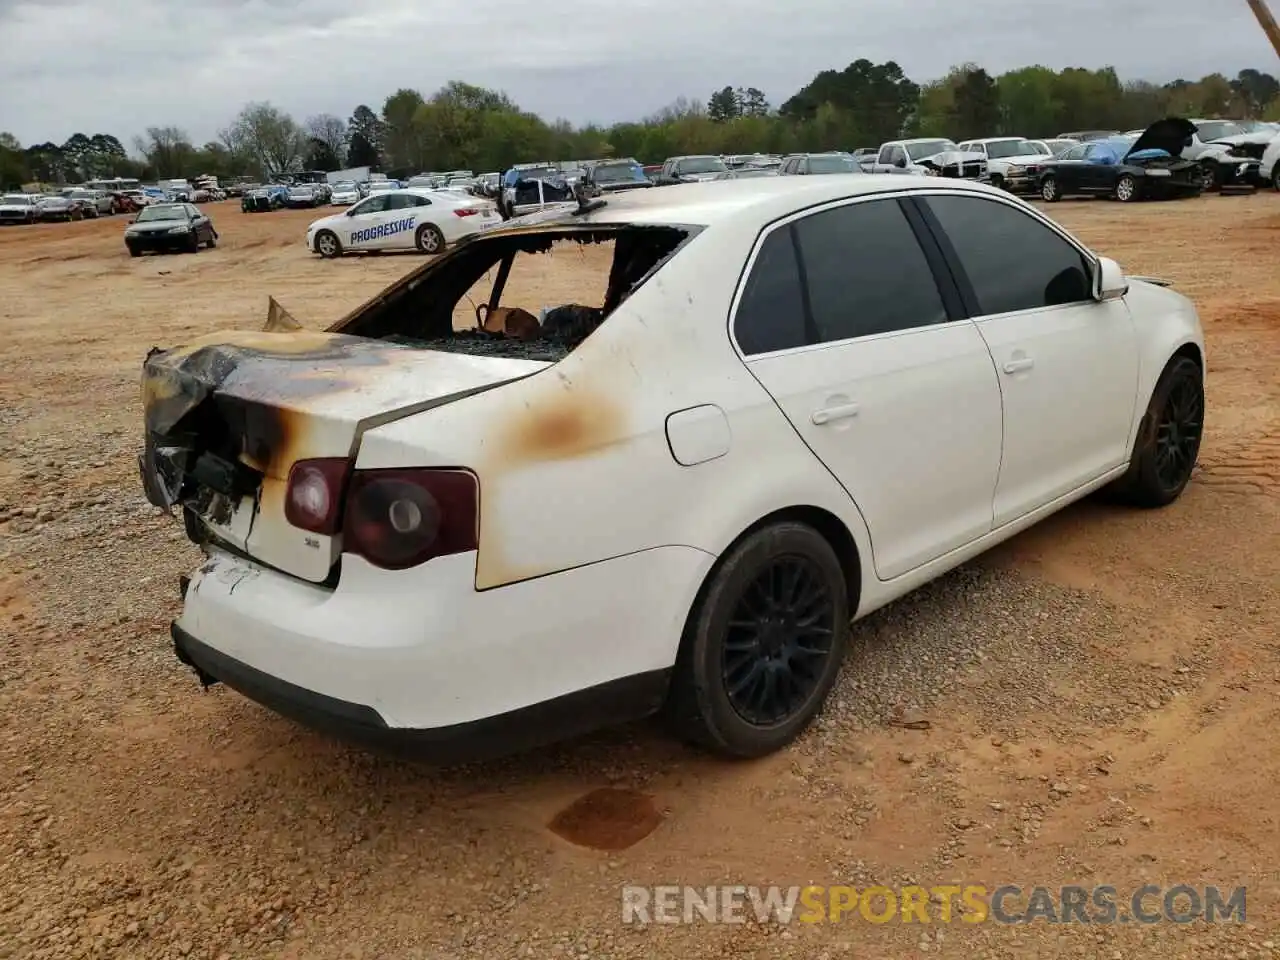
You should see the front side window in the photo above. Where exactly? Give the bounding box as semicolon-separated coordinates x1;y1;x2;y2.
793;199;947;343
734;228;807;355
924;195;1093;315
352;195;390;216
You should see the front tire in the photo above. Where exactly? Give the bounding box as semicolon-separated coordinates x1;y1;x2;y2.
1196;162;1218;193
206;231;216;249
1109;355;1204;507
1114;174;1139;202
314;229;342;259
415;223;445;254
663;522;850;758
989;173;1006;191
1040;175;1061;202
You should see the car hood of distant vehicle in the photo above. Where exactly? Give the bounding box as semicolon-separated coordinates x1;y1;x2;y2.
994;150;1055;163
916;149;986;168
1128;118;1198;159
128;220;189;234
1204;130;1278;148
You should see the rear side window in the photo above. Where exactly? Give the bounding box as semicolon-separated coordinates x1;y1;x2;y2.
734;228;807;355
923;195;1093;315
792;199;947;342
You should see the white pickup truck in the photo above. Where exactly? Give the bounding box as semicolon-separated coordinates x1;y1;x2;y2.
867;139;988;180
956;137;1057;194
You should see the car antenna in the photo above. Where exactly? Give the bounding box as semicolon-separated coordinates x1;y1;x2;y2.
571;180;607;216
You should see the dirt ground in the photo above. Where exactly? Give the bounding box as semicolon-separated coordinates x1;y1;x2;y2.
0;193;1277;960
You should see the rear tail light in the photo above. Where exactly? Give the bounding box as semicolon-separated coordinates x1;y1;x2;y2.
342;469;478;570
284;458;350;534
453;208;479;217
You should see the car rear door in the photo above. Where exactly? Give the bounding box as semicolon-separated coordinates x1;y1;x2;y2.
915;192;1139;526
734;194;1004;581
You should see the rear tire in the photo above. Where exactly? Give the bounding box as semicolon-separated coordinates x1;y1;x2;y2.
1272;166;1280;192
415;223;445;254
663;522;850;758
1040;175;1060;202
1108;355;1204;508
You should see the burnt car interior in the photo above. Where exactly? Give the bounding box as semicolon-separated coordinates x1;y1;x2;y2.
333;224;696;362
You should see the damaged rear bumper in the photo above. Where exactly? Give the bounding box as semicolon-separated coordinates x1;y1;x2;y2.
169;545;712;759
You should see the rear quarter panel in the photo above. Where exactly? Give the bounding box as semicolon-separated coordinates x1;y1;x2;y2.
356;221;875;592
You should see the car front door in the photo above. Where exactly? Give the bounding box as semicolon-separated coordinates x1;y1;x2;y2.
734;195;1004;581
1054;144;1090;192
916;192;1139;526
342;195;394;249
1078;143;1117;192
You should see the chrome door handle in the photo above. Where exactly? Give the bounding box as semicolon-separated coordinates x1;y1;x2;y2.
1002;357;1034;374
811;402;860;425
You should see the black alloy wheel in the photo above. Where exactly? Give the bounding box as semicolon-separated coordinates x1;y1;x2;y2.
1109;355;1204;507
664;522;850;758
721;556;837;726
1152;367;1204;495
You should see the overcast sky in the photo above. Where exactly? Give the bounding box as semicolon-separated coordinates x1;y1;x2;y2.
1;0;1275;148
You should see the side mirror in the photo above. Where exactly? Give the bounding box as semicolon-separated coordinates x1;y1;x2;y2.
894;157;907;168
1096;256;1128;301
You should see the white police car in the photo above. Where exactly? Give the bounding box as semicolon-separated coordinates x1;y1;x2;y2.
305;188;499;259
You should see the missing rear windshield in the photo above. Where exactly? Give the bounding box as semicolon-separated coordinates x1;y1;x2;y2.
330;225;695;362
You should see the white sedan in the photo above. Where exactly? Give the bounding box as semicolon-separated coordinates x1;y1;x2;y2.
329;181;360;205
304;188;499;258
140;176;1204;762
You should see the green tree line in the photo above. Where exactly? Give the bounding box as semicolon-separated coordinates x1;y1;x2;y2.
3;62;1278;189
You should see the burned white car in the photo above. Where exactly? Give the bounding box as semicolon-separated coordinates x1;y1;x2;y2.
139;178;1204;763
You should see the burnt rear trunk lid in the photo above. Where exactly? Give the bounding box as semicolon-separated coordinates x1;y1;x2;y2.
141;329;547;582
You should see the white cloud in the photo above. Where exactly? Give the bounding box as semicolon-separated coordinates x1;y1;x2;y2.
1;0;1273;145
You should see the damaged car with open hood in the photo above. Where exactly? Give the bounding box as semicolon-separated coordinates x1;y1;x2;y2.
1181;118;1273;191
140;176;1206;763
1036;120;1204;203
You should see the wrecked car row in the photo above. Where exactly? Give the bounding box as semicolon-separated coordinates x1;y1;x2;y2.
142;176;1206;764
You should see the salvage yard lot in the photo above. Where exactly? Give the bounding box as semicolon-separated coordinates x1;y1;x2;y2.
1;194;1278;960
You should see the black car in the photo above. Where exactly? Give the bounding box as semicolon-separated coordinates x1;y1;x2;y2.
1037;119;1203;203
581;159;653;194
124;203;217;256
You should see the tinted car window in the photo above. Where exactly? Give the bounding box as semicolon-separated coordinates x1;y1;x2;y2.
1062;144;1088;161
924;195;1093;315
734;228;808;355
793;199;947;342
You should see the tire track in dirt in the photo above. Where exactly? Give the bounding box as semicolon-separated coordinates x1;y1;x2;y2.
1196;424;1280;495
